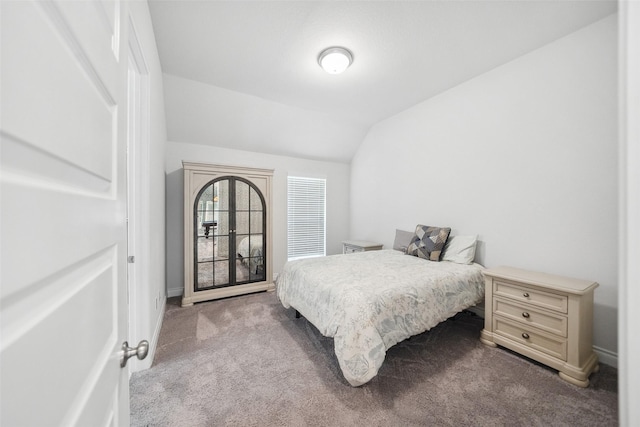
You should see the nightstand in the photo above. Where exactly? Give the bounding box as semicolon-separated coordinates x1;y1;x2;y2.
480;266;599;387
342;240;383;254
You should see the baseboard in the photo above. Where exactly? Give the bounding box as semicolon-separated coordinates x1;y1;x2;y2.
162;291;618;369
593;345;618;368
465;304;617;369
167;287;183;298
141;295;166;370
466;304;485;318
129;296;166;375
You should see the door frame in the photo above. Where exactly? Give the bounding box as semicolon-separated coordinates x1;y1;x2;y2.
619;2;640;425
126;15;151;373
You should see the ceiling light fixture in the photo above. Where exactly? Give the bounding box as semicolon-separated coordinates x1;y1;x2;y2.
318;47;353;75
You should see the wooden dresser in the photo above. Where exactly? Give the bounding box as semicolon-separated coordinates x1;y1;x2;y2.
342;240;383;254
479;266;599;387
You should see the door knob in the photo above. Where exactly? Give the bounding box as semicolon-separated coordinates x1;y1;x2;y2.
120;340;149;367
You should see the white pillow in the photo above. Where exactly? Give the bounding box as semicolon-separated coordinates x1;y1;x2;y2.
441;235;478;264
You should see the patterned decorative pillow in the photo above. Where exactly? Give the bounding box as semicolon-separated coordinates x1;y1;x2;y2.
406;225;451;261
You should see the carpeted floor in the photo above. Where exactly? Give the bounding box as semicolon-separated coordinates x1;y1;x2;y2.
130;291;618;426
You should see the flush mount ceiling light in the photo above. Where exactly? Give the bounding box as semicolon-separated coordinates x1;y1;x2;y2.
318;47;353;75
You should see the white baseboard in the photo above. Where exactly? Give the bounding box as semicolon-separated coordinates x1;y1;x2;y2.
465;304;617;369
140;295;166;370
167;287;183;298
129;296;166;375
466;305;485;318
593;345;618;368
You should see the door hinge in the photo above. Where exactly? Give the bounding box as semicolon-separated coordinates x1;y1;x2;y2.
128;256;135;263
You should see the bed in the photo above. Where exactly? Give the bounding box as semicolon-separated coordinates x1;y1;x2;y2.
275;247;485;386
237;236;263;275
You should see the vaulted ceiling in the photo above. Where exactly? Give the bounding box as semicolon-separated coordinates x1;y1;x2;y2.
148;0;617;163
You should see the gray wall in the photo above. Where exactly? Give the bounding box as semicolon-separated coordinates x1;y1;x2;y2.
350;15;618;362
165;141;350;297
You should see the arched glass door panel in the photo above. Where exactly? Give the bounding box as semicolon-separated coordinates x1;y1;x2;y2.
194;176;266;291
234;180;266;282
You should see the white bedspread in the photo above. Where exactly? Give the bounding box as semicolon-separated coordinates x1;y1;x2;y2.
275;250;485;386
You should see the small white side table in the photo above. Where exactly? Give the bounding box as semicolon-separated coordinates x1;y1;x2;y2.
342;240;383;254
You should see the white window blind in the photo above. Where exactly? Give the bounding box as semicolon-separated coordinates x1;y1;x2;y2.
287;176;326;260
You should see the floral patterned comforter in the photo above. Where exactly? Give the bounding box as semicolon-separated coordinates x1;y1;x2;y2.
275;249;485;386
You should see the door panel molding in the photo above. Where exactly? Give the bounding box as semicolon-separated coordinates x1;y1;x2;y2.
1;131;112;196
3;1;118;182
1;248;119;426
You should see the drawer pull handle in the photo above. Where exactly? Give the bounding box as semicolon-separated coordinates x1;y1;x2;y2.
523;292;530;298
522;333;530;339
522;312;530;318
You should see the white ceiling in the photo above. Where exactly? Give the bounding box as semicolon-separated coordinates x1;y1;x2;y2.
148;0;617;163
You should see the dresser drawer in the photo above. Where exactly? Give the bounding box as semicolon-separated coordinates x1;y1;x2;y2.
494;297;567;337
494;280;568;313
494;316;567;361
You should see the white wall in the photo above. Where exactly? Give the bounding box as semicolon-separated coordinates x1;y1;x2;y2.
162;73;368;163
128;1;167;370
350;16;618;360
165;141;350;297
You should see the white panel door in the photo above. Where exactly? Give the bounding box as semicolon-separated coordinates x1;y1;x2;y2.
1;1;130;425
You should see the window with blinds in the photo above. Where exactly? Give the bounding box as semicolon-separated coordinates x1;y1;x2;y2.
287;176;326;260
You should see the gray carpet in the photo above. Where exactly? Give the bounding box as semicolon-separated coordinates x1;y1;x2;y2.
130;291;618;426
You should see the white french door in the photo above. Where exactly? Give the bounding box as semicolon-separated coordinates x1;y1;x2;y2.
1;1;131;425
